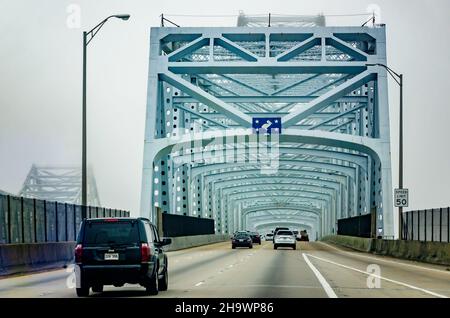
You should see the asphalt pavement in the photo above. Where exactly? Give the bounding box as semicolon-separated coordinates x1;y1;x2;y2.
0;240;449;298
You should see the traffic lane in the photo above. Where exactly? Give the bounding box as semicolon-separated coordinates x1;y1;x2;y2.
175;241;328;298
95;241;268;297
0;241;240;298
0;268;70;298
304;241;450;298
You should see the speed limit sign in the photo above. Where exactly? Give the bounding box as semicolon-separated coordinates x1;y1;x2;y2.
394;189;409;207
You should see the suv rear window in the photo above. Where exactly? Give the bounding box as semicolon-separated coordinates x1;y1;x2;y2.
277;231;293;236
83;221;140;246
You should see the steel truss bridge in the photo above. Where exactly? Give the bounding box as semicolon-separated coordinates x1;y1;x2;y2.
19;165;101;206
140;25;394;239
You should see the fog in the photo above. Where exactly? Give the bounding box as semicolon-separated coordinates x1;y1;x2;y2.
1;0;449;215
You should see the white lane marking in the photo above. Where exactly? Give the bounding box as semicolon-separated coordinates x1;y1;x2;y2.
302;253;338;298
306;253;448;298
195;281;205;287
318;241;450;275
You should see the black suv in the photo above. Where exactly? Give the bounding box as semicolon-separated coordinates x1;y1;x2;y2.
74;217;171;297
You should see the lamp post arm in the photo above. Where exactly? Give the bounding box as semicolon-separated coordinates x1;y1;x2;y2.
85;17;112;46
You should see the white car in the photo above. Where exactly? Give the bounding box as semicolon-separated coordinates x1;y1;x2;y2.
273;230;297;250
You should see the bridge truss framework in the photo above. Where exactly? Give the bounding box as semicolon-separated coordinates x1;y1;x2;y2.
141;25;394;238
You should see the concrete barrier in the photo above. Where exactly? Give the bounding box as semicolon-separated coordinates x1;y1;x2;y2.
0;242;76;276
321;235;450;266
371;239;450;266
165;234;231;251
0;235;231;276
321;235;372;252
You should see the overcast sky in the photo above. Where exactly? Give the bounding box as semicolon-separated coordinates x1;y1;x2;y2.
1;0;449;215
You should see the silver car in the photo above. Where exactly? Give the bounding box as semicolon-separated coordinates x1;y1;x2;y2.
273;230;296;250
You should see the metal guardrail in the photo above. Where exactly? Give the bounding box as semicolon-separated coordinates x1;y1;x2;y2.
0;194;129;244
402;207;450;242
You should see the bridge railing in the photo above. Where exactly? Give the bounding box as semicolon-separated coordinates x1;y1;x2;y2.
402;208;450;242
0;194;130;244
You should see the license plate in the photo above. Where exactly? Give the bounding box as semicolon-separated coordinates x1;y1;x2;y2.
239;239;244;242
104;253;119;260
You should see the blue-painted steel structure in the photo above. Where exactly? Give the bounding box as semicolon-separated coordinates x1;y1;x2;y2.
140;25;394;239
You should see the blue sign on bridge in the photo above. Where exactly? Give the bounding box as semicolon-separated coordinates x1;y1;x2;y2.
252;117;282;134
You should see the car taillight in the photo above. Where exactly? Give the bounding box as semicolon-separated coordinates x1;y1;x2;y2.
140;243;152;263
75;244;83;263
104;218;118;222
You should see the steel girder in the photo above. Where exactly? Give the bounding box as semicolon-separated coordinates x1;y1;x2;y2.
141;26;393;238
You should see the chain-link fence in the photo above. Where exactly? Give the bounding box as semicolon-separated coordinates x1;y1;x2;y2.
0;194;130;244
402;208;450;242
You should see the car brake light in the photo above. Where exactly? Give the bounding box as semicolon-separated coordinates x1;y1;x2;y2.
140;243;152;262
75;244;83;263
104;218;118;222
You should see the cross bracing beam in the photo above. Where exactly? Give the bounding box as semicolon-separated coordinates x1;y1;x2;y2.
168;62;367;74
173;96;367;103
221;184;336;199
243;205;322;217
190;109;364;118
159;72;253;126
308;104;366;130
247;215;319;229
276;36;319;61
173;145;367;171
167;37;210;62
214;37;260;62
203;169;347;184
211;176;340;191
282;71;376;127
246;214;319;224
190;159;356;180
252;221;315;230
232;194;328;205
227;189;332;203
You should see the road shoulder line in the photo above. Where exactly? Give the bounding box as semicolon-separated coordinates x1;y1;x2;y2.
302;253;338;298
317;241;450;275
305;253;448;298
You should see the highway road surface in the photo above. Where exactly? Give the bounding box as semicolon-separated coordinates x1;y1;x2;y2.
0;241;449;298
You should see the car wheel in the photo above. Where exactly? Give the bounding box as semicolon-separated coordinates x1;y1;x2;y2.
292;244;297;250
92;284;103;293
249;244;253;249
232;245;236;249
76;287;90;297
145;268;159;295
274;244;277;250
158;266;168;291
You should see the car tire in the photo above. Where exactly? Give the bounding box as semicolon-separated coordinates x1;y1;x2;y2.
232;245;236;249
274;244;278;250
292;244;297;250
92;284;103;293
249;244;253;249
158;266;168;291
145;269;159;295
76;287;90;297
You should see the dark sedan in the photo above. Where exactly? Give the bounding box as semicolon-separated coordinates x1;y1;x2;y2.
231;233;253;249
249;232;261;245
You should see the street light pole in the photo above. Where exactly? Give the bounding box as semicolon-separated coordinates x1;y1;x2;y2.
82;31;87;212
399;73;403;239
81;15;130;218
367;63;404;239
